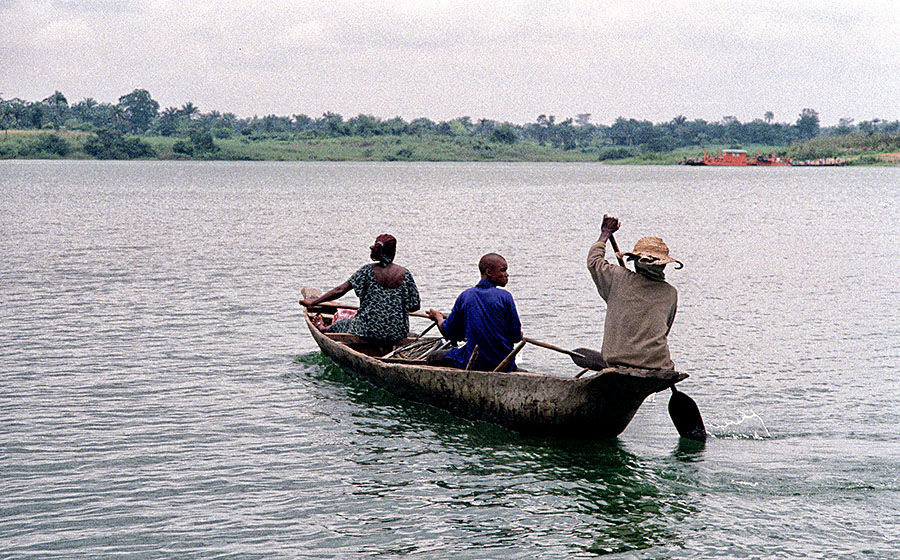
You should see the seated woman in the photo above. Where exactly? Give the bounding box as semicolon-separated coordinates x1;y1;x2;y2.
299;234;420;347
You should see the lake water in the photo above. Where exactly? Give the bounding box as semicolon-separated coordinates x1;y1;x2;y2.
1;160;898;559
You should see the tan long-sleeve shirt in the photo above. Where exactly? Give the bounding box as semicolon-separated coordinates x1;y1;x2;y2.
587;240;677;370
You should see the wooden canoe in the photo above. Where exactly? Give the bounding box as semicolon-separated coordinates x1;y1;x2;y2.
302;305;687;439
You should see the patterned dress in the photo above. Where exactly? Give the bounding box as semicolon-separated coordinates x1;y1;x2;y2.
329;264;420;343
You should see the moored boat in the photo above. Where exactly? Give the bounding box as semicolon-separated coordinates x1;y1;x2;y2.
702;148;752;165
682;149;792;166
301;298;687;438
791;157;847;166
753;152;793;166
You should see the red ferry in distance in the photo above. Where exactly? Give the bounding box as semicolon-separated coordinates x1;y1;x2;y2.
682;149;793;166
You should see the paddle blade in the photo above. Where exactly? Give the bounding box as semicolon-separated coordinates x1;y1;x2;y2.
301;287;323;299
668;387;706;441
571;347;608;371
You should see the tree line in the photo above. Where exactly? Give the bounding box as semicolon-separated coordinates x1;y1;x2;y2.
2;88;899;159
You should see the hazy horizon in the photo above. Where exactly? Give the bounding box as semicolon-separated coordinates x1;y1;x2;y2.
3;1;898;127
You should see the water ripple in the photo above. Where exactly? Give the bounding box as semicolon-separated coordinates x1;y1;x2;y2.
2;161;899;558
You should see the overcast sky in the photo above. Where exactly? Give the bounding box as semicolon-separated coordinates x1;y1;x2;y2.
2;0;898;125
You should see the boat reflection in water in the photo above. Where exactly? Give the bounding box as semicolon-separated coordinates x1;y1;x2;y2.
296;350;701;557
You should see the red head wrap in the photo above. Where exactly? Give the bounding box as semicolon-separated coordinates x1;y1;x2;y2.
372;234;397;265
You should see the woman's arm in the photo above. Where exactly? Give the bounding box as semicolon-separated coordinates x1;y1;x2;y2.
300;281;352;308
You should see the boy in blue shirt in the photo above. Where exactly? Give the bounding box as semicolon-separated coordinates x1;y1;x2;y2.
426;253;523;372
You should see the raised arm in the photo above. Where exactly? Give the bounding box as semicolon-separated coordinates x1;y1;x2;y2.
587;215;623;301
587;215;622;268
597;214;620;244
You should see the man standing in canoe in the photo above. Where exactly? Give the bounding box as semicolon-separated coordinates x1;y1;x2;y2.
425;253;523;372
587;215;681;371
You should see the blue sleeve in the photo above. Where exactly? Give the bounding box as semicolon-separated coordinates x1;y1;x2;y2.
506;294;522;340
441;294;466;342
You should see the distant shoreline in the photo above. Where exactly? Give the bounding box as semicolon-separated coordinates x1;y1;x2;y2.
4;90;899;164
1;129;898;166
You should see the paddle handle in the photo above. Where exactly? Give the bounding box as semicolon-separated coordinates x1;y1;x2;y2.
417;321;438;338
465;345;480;370
493;340;526;372
522;337;582;358
608;233;627;267
307;300;431;319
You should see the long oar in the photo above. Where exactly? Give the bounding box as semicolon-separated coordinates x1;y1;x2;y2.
522;337;607;374
416;320;438;338
303;299;432;320
608;232;627;267
610;233;706;441
492;340;526;372
300;288;438;336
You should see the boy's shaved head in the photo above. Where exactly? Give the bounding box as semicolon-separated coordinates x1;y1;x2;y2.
478;253;505;274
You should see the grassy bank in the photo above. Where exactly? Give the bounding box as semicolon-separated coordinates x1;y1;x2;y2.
0;130;598;162
786;132;900;164
156;134;603;162
2;129;898;164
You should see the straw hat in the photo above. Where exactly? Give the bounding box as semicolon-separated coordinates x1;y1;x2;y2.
622;237;683;269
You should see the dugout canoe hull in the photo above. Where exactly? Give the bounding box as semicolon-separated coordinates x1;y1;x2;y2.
304;311;687;438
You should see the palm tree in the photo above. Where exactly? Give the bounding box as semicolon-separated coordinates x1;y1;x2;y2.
110;105;127;131
179;102;199;120
42;90;68;129
0;103;13;135
52;90;67;109
74;97;98;121
155;106;181;136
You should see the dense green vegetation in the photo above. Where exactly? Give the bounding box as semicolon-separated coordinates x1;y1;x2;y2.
786;132;900;162
2;89;898;163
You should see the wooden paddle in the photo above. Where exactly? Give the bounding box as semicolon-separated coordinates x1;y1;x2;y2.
301;298;432;320
493;340;526;372
416;321;438;337
669;386;706;441
522;337;608;374
608;232;627;267
608;232;706;440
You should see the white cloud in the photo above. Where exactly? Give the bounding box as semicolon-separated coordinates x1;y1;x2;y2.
36;16;94;46
1;0;898;124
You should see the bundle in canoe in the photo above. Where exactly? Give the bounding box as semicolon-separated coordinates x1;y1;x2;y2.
301;293;688;439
